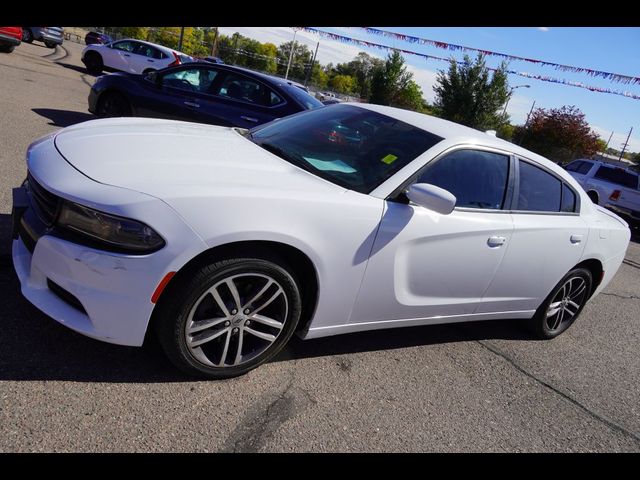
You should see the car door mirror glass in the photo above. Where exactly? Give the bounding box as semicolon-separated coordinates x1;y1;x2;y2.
406;183;457;215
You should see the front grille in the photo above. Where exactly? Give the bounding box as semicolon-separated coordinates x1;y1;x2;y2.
27;172;60;226
47;279;88;314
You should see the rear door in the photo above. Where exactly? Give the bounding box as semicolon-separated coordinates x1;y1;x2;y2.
105;40;137;72
130;42;164;73
480;158;588;314
201;71;285;128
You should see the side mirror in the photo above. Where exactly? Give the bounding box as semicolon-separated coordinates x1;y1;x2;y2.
145;71;159;84
406;183;456;215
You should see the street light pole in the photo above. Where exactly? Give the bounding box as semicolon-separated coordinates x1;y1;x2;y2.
501;84;530;118
285;29;298;80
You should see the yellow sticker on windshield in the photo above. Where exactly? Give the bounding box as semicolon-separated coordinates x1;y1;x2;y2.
381;154;398;165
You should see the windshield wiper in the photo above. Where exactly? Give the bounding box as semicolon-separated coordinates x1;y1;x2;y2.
258;143;319;176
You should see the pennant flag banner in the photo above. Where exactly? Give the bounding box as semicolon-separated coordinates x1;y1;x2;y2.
355;27;640;86
296;27;640;101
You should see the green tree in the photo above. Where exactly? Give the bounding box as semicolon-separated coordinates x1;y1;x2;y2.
276;41;312;81
335;52;384;99
433;53;509;130
512;106;600;163
369;50;424;111
329;74;356;95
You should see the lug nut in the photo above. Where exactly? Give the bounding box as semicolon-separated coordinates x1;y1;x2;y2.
225;321;231;327
232;327;239;333
244;309;250;315
231;309;237;315
245;320;251;326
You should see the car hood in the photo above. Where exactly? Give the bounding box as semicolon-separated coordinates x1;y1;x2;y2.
53;118;343;199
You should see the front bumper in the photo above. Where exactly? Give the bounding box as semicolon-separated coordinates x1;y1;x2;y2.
11;133;209;346
36;29;63;45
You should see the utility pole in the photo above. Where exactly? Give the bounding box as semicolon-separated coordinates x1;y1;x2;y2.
618;127;633;161
232;33;239;65
210;27;219;57
603;131;614;153
178;27;185;51
516;100;536;146
285;29;298;80
304;41;319;87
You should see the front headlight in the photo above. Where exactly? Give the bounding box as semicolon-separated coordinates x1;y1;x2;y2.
57;201;165;253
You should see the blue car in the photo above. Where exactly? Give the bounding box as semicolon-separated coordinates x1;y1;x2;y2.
88;63;324;129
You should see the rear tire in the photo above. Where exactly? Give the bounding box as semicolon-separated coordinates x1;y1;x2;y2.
0;44;15;53
22;29;33;43
529;268;592;339
44;41;56;49
155;257;302;379
587;190;599;204
96;91;131;117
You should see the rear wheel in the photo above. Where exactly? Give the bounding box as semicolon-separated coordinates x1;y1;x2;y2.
529;268;592;339
155;257;302;379
587;190;599;204
96;92;131;117
0;44;15;53
84;51;103;74
22;29;33;43
44;41;56;49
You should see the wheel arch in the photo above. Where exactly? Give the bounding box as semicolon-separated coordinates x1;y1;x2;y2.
586;190;599;204
145;240;320;344
572;258;604;298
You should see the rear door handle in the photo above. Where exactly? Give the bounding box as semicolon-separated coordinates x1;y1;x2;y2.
240;115;259;123
570;234;583;244
487;236;506;247
183;101;200;108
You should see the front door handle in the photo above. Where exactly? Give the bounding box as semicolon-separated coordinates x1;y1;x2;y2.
183;101;200;108
240;115;259;123
487;236;506;247
570;234;583;244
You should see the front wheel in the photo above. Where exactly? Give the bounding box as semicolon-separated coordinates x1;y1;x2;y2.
529;268;592;339
0;44;15;53
155;257;302;379
44;41;56;49
96;91;131;117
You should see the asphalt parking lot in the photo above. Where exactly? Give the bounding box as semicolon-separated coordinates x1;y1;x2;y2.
1;40;640;452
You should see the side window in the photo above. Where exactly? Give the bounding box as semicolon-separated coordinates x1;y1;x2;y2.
215;73;272;106
270;91;284;106
565;161;584;172
161;68;218;94
111;41;136;52
417;149;509;210
517;160;562;212
132;43;157;58
576;162;594;175
561;184;577;212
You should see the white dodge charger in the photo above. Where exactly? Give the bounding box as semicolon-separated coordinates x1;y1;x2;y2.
12;104;630;379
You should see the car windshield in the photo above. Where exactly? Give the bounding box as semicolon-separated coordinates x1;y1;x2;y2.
249;104;443;194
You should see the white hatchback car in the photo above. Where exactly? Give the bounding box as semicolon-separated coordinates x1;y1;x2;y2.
81;38;193;75
12;104;630;378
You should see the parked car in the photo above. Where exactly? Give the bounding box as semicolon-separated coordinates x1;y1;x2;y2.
316;91;338;102
21;27;63;48
12;104;630;379
81;38;194;75
201;55;224;64
87;63;324;129
565;158;640;228
85;31;113;46
0;27;22;53
322;99;341;105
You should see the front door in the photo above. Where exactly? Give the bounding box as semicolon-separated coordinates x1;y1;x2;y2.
350;148;515;325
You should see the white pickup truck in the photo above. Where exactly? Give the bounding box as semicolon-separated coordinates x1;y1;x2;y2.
565;159;640;228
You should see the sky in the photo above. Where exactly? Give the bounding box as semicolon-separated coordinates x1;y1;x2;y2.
218;27;640;154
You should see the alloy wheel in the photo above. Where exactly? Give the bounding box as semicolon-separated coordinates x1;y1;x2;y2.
545;276;589;332
184;273;288;368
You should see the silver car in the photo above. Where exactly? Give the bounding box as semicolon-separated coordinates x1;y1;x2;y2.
22;27;64;48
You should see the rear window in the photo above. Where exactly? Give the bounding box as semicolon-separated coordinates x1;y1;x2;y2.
594;166;638;189
284;85;324;110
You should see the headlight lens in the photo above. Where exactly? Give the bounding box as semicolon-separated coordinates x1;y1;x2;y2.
57;201;165;253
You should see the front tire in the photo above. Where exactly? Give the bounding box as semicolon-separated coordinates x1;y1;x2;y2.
0;44;15;53
84;51;103;74
44;41;56;49
529;268;592;339
155;257;302;379
96;91;131;117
